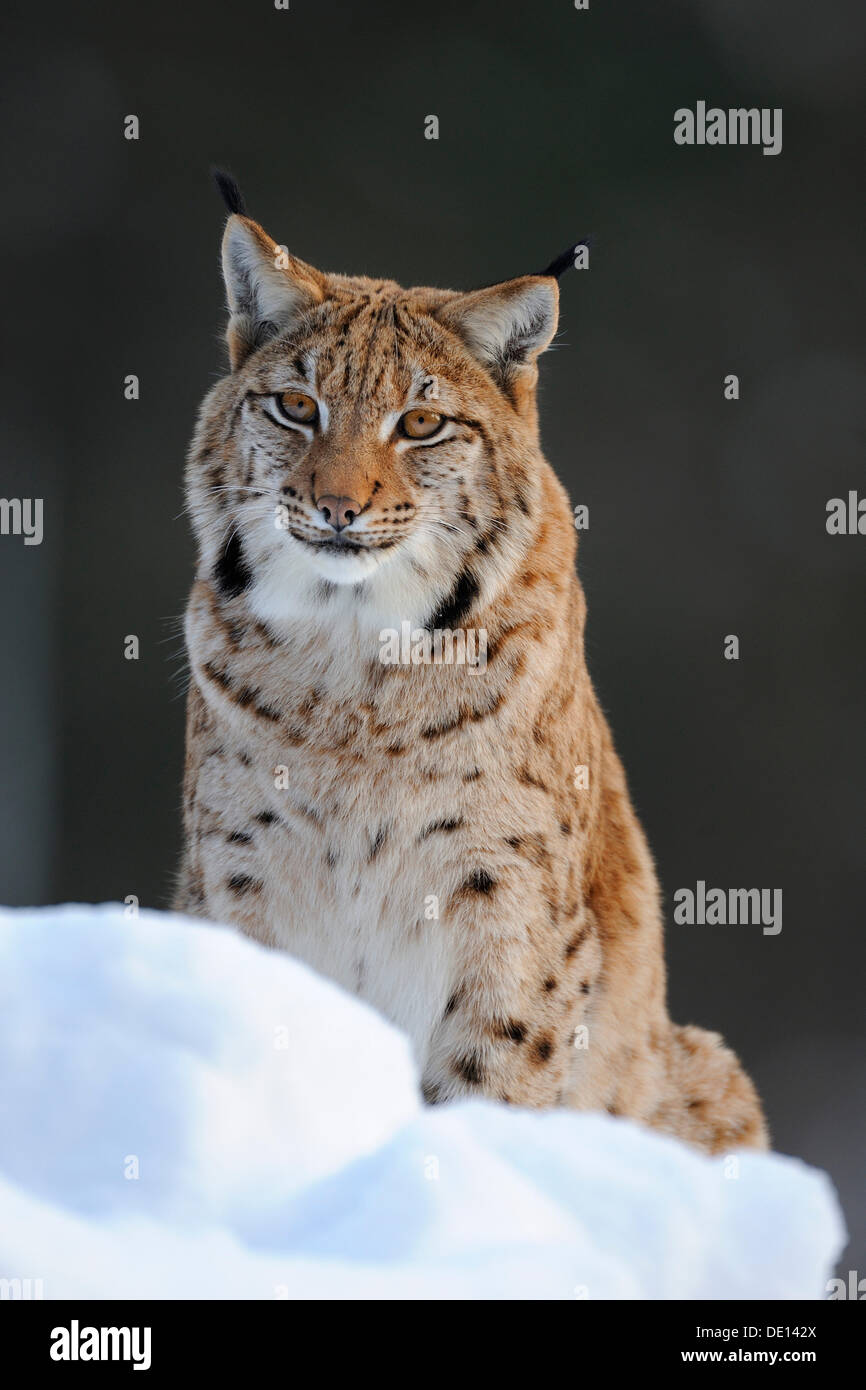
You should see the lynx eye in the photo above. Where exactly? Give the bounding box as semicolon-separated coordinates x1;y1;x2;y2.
276;390;318;424
399;407;444;440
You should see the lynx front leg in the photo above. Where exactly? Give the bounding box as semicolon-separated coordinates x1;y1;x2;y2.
421;883;602;1108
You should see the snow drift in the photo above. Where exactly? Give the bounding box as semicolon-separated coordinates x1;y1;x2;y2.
0;904;845;1299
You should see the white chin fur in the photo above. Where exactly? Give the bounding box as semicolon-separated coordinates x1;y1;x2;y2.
245;518;456;633
301;544;387;584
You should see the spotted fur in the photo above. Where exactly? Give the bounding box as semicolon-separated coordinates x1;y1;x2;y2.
176;199;767;1154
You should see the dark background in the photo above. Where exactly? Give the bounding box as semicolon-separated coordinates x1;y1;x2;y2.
2;0;864;1271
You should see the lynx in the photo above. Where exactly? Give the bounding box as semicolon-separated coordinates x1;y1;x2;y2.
176;173;767;1153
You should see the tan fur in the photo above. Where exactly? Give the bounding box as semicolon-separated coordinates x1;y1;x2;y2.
176;209;768;1154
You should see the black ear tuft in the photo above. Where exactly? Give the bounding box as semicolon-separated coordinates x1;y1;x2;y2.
538;235;592;280
212;167;248;217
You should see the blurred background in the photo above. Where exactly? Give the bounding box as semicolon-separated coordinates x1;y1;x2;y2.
2;0;864;1272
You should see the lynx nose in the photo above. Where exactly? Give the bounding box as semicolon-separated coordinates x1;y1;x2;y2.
316;495;360;532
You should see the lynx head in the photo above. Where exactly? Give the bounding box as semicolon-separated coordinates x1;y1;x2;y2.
186;173;580;634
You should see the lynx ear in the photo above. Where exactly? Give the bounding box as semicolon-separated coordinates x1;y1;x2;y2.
221;215;325;370
437;276;559;391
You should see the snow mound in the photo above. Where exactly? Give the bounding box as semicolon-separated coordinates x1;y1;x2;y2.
0;904;845;1299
